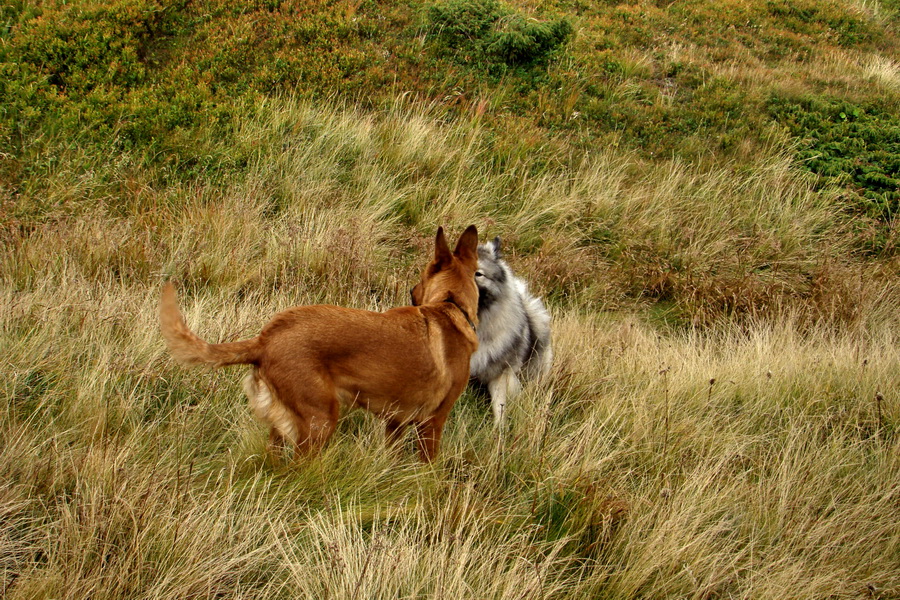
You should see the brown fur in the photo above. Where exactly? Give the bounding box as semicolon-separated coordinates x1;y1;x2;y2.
159;226;479;462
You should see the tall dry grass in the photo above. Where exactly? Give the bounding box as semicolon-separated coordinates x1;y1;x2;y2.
2;99;898;598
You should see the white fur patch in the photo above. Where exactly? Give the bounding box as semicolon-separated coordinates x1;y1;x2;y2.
243;372;297;443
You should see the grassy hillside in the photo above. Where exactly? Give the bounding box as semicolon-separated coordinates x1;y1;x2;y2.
2;1;899;598
3;0;899;238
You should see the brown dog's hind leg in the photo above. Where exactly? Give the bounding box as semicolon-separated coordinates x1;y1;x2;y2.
244;372;294;456
264;371;340;458
268;428;288;454
291;408;338;457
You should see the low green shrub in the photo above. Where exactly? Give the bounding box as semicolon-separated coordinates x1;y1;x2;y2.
487;13;573;66
427;0;573;70
769;94;900;229
427;0;503;45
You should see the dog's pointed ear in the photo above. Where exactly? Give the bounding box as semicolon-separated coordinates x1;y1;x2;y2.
490;236;502;259
410;283;423;306
454;225;479;262
434;226;452;265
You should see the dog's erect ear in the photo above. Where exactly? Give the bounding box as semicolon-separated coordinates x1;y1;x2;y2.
489;236;502;259
453;225;479;262
410;284;423;306
434;226;452;266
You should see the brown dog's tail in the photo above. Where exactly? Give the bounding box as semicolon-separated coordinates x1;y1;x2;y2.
159;282;261;368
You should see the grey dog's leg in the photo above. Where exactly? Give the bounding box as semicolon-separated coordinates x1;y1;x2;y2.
488;369;521;428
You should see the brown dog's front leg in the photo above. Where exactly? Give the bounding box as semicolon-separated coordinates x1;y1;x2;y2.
414;416;447;462
385;419;408;449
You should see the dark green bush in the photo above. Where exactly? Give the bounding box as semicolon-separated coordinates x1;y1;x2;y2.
427;0;573;68
488;14;573;66
769;95;899;226
427;0;504;46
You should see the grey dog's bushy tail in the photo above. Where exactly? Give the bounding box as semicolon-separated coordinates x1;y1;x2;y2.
522;294;553;379
159;282;261;368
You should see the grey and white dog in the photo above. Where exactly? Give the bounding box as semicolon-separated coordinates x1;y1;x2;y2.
471;237;552;427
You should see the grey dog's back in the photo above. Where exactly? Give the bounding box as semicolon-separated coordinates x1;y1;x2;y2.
470;239;552;386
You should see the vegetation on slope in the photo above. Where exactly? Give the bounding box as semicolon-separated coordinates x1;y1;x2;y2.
1;0;899;598
2;0;898;241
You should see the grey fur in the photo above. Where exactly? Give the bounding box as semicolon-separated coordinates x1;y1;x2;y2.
471;237;552;427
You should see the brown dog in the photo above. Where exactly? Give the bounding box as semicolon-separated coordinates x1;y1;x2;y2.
159;226;479;461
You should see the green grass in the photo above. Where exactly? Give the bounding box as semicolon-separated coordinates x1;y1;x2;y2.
2;0;900;597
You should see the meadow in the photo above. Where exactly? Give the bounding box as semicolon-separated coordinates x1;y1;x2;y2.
2;0;900;598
